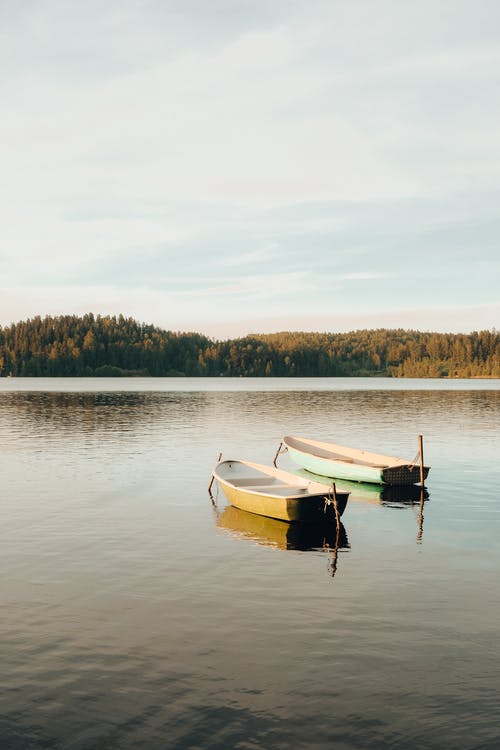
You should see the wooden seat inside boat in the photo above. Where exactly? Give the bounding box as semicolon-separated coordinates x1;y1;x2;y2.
242;484;310;496
314;448;354;462
229;476;282;486
228;477;312;495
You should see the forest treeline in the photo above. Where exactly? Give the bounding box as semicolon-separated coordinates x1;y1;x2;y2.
0;314;499;377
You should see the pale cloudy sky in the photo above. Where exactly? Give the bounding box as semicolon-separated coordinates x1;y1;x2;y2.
1;0;499;337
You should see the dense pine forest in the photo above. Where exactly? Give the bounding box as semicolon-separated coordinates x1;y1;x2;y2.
0;314;498;377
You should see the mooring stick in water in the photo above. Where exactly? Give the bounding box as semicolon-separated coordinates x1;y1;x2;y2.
417;485;425;544
208;451;222;501
332;482;340;527
272;441;283;468
328;538;339;578
325;482;342;577
418;434;425;486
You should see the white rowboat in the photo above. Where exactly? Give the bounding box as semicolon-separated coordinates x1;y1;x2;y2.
283;435;430;486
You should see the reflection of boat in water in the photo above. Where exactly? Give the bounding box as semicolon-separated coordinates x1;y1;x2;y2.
293;469;429;507
216;505;349;552
282;435;430;485
293;468;428;543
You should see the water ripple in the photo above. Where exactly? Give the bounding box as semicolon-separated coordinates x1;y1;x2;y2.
0;383;499;748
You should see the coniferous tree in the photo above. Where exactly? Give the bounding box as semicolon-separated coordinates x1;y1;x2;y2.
0;315;498;377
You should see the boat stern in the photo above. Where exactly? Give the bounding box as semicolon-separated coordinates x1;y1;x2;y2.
382;464;430;486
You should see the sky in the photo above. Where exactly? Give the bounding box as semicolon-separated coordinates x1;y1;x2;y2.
1;0;499;339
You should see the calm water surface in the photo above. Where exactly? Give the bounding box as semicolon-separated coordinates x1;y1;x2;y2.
0;378;499;749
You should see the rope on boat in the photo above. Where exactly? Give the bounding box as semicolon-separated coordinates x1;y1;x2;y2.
409;435;426;487
408;453;420;472
323;482;340;526
408;451;420;469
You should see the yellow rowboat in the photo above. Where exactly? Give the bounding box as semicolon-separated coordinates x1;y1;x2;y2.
282;435;430;486
211;459;349;524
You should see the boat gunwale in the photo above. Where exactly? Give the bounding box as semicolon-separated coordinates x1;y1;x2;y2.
213;460;348;502
283;435;430;472
216;475;347;502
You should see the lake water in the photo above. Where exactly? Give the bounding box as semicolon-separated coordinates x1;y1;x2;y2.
1;378;499;749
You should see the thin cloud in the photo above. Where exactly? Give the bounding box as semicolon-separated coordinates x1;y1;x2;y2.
336;272;396;281
0;1;499;335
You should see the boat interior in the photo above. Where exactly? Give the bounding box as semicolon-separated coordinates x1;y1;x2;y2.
226;477;313;496
215;459;342;498
285;436;395;468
